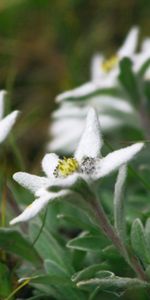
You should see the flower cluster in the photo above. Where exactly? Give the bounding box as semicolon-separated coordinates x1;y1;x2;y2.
10;108;144;225
48;27;150;153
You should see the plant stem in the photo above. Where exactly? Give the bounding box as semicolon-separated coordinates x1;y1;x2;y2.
4;278;30;300
91;195;148;281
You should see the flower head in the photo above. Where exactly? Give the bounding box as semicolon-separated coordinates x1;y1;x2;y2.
0;91;20;143
10;108;144;225
56;27;139;102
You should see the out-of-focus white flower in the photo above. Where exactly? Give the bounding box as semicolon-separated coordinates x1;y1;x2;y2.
0;91;20;143
56;27;139;102
48;98;138;153
10;108;144;225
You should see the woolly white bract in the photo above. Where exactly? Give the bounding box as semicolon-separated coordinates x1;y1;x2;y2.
0;91;19;143
10;108;144;225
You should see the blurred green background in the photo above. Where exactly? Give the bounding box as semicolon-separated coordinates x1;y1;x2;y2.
0;0;150;168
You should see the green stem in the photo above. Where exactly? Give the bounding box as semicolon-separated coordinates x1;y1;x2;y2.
4;278;30;300
32;208;47;247
91;195;148;282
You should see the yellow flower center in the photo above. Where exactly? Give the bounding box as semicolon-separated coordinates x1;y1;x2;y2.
102;55;118;72
53;157;79;178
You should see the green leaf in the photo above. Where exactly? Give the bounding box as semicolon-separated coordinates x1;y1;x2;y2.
67;232;109;252
72;263;110;283
119;57;140;105
138;58;150;77
30;275;62;299
57;205;99;233
44;259;69;278
29;221;73;273
144;218;150;252
31;274;86;300
131;219;150;265
77;276;149;291
114;165;127;242
72;263;109;283
0;262;12;298
144;81;150;101
0;228;41;266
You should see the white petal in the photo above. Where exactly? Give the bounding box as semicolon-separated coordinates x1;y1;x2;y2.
91;96;134;114
141;38;150;52
56;75;118;102
0;110;19;143
13;172;49;194
52;104;88;119
95;142;144;179
42;153;59;178
0;91;6;120
90;54;104;80
50;118;84;137
46;173;79;191
56;81;97;102
9;190;69;224
118;27;139;57
75;108;103;161
133;52;150;73
144;68;150;80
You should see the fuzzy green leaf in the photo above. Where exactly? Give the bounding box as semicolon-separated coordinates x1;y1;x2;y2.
72;263;109;283
131;219;150;265
0;228;41;266
67;232;109;252
114;165;127;241
77;276;149;291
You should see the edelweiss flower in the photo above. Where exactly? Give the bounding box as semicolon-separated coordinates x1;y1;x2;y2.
10;108;144;225
48;95;137;153
0;91;19;143
56;27;139;102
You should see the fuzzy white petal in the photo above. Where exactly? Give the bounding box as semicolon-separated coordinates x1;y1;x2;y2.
46;173;79;191
10;190;69;225
13;172;49;194
50;118;84;137
42;153;59;178
91;96;134;114
95;142;144;179
90;54;104;80
133;52;150;73
75;108;103;161
0;91;6;120
52;104;88;119
118;27;139;57
0;110;19;143
56;82;98;102
141;38;150;52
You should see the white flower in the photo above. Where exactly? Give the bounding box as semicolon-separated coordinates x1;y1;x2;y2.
10;108;144;225
56;27;139;102
48;97;137;153
0;91;20;143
